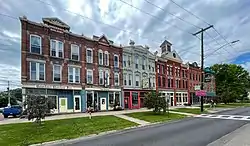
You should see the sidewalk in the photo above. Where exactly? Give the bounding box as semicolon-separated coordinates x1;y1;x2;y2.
0;106;203;125
208;123;250;146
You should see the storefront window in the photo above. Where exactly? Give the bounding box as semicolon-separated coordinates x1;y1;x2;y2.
47;96;57;110
114;92;120;106
109;92;114;106
87;92;93;107
132;92;138;106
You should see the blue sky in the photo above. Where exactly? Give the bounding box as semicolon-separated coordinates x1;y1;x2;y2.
0;0;250;91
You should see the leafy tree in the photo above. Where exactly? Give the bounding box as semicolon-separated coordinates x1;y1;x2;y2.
144;91;167;114
23;95;51;124
0;92;17;107
210;64;250;104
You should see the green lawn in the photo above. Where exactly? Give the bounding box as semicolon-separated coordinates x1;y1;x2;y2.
204;103;250;108
0;116;137;146
170;108;208;114
126;112;186;123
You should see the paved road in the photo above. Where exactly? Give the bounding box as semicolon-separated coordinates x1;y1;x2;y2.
66;107;250;146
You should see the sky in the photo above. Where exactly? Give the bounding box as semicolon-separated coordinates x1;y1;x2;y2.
0;0;250;91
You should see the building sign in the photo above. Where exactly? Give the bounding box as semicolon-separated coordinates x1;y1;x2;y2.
195;90;206;96
33;84;82;90
194;85;201;91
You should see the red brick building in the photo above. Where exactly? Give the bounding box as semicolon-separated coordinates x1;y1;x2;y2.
20;16;123;113
187;62;202;104
156;40;190;106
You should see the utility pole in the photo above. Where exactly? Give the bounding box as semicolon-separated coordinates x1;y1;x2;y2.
193;25;213;112
7;81;11;107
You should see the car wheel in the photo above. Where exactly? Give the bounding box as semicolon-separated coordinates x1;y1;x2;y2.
4;115;8;118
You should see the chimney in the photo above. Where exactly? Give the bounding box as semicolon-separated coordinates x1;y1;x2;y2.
160;40;172;54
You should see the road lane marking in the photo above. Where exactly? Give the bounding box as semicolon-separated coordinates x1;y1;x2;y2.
195;114;250;121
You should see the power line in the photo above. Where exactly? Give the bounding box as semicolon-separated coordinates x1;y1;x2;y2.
169;0;236;52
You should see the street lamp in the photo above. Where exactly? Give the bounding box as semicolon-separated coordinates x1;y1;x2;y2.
205;40;240;58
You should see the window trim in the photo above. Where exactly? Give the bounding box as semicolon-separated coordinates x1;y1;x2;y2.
50;39;64;58
104;51;109;66
86;48;93;63
114;72;119;86
30;34;42;54
135;74;140;87
29;62;45;81
99;69;104;85
114;54;119;68
53;64;62;82
68;66;80;83
87;69;93;84
104;70;110;85
98;49;103;65
128;74;132;86
71;44;80;61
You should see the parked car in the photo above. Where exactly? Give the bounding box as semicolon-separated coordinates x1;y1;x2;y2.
2;105;22;118
0;107;4;113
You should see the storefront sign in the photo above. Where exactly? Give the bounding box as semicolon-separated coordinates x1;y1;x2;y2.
194;85;201;91
34;84;81;90
195;90;206;96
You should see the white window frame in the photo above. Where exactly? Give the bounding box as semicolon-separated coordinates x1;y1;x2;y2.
123;55;127;67
29;62;45;81
129;74;132;86
153;77;155;87
142;57;146;70
50;39;64;58
99;70;104;85
30;34;42;54
114;54;119;68
68;66;80;83
86;48;93;63
53;64;62;82
104;70;110;85
98;50;103;65
104;51;109;66
124;74;127;86
135;56;139;69
114;72;119;86
71;44;79;61
135;74;140;87
128;56;131;67
87;69;93;84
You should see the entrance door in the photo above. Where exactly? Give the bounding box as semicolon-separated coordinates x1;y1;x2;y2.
100;97;107;111
74;96;81;112
124;97;129;109
59;98;67;113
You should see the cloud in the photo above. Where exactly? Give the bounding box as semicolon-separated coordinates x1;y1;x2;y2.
0;0;250;90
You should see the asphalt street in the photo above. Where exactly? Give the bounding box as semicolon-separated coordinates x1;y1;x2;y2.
64;107;250;146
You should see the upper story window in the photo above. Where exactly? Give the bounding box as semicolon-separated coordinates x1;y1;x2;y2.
152;63;155;72
135;56;139;69
135;74;140;87
71;44;79;61
30;62;45;81
30;35;42;54
99;70;104;85
86;48;93;63
129;74;132;86
68;66;80;83
158;76;161;87
170;66;172;76
162;65;165;74
87;69;93;84
114;54;119;68
98;50;103;65
104;51;109;66
182;70;185;78
124;74;127;86
53;65;61;82
152;77;155;87
128;56;131;66
123;55;127;67
104;70;110;86
114;73;119;86
50;40;63;58
142;57;146;70
157;64;160;73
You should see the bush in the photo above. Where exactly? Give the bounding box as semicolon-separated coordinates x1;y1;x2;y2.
144;91;167;114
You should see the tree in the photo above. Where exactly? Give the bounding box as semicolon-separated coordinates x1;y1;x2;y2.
23;95;51;124
210;64;250;104
144;91;167;114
